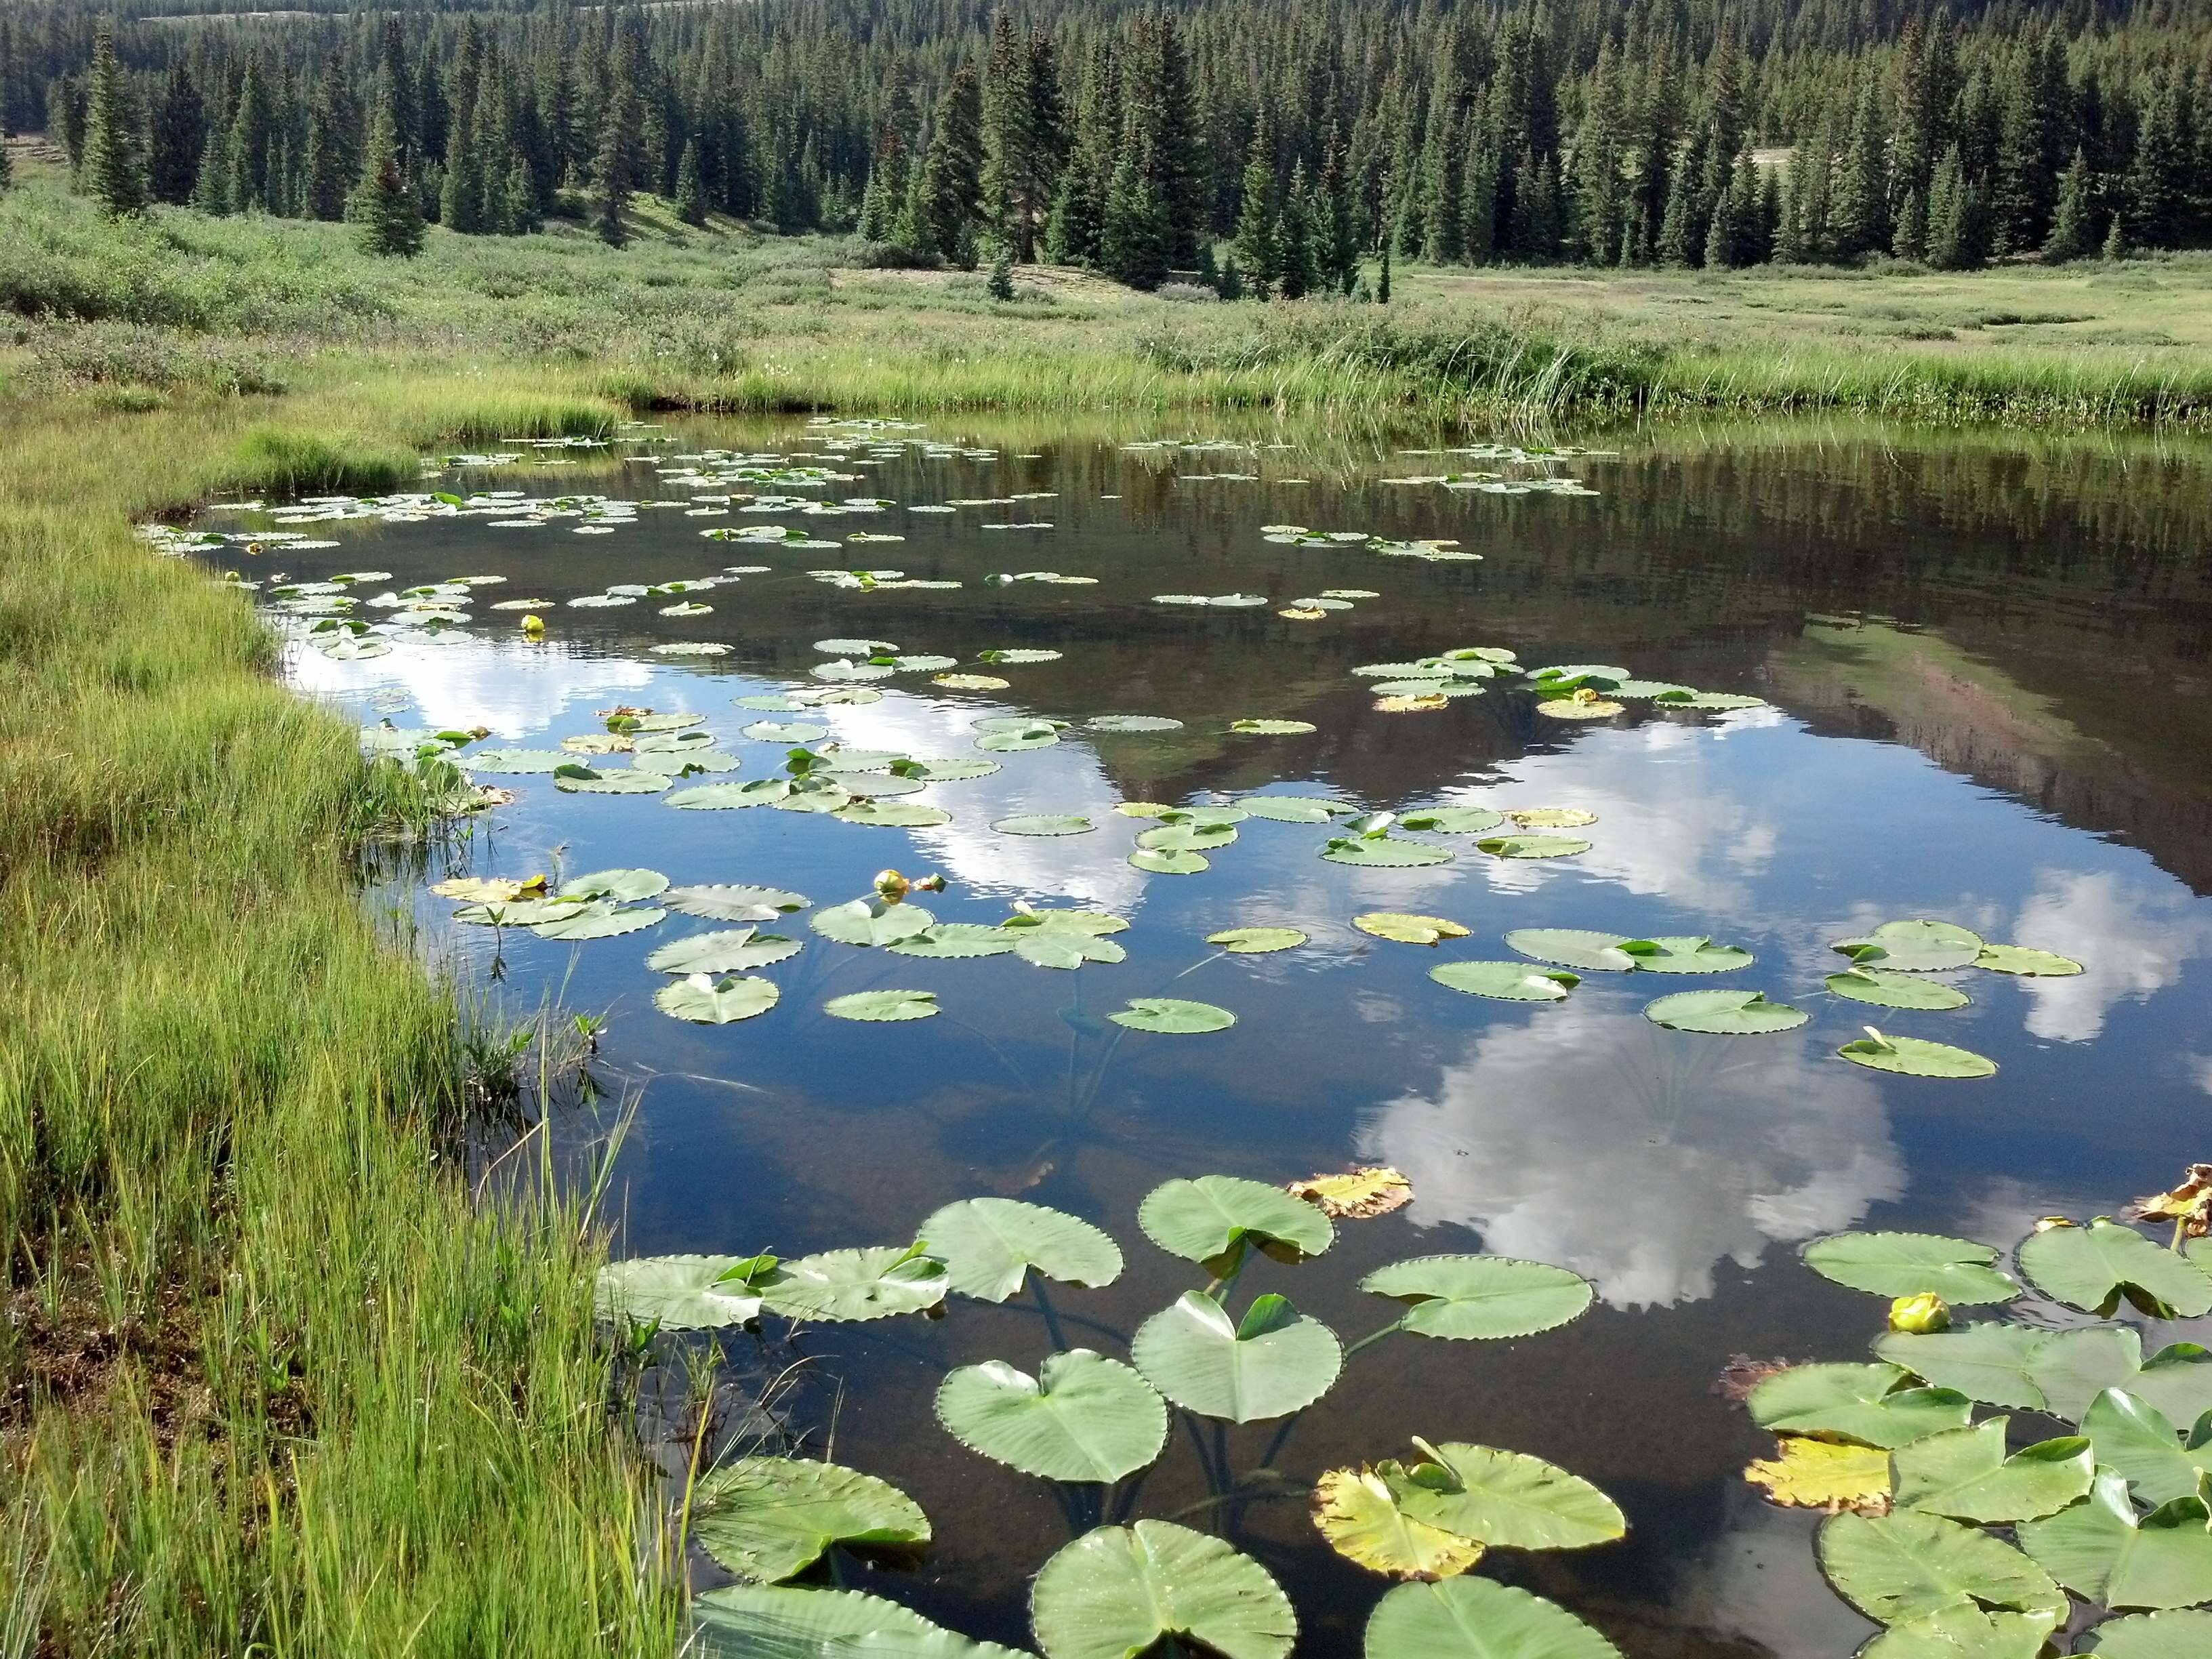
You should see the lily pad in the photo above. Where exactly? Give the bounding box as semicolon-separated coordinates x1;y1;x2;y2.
1826;968;1972;1010
2078;1389;2212;1506
937;1351;1165;1482
1089;715;1184;733
665;884;808;922
1207;927;1307;954
1130;1292;1342;1422
1817;1509;2068;1627
1139;1176;1334;1269
1322;836;1454;868
1618;937;1755;974
1891;1418;2093;1524
1313;1467;1483;1580
1831;920;1986;972
462;747;571;773
1235;796;1350;823
1643;989;1807;1033
1745;1437;1893;1513
1230;719;1316;735
1359;1256;1593;1340
667;781;787;810
532;903;667;940
1429;962;1580;1002
1107;998;1235;1034
592;1252;781;1329
918;1198;1123;1302
1363;1578;1621;1659
2018;1470;2212;1610
1474;834;1591;859
1976;945;2083;977
993;814;1095;837
2018;1218;2212;1317
1399;808;1506;835
560;868;670;903
1860;1606;2055;1659
1390;1440;1625;1550
1031;1521;1294;1659
887;924;1021;960
690;1457;929;1583
1837;1030;1996;1079
655;974;780;1023
1355;913;1469;946
1748;1362;1975;1446
1801;1234;2020;1305
2083;1609;2212;1655
761;1243;949;1323
646;929;802;974
812;898;936;947
1872;1327;2053;1412
743;721;830;743
835;800;952;827
823;989;939;1023
554;765;670;794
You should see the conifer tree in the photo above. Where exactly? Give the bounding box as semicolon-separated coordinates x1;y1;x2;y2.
1656;135;1702;266
228;54;274;213
1277;159;1316;298
2043;147;2095;263
2126;77;2187;249
1925;144;1982;269
2101;212;2127;261
592;38;644;246
441;22;487;232
191;123;230;214
1828;77;1889;259
1101;127;1170;287
350;83;424;257
675;137;706;224
913;62;983;260
83;24;148;216
303;60;352;222
151;64;205;206
1231;128;1278;296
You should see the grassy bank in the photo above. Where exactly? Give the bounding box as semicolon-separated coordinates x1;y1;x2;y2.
7;177;2212;430
0;382;678;1653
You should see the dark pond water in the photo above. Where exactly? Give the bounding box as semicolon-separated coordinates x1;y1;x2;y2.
210;419;2212;1656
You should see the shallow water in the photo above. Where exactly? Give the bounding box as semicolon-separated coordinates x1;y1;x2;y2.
221;421;2212;1655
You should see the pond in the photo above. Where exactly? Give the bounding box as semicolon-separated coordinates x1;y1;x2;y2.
178;419;2212;1657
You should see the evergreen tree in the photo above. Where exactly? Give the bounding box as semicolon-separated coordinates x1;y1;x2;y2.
2101;211;2128;261
1277;159;1316;298
227;54;274;213
302;60;352;222
1216;251;1243;300
1829;76;1889;260
1925;144;1982;269
190;121;230;215
675;137;707;224
912;62;983;260
151;64;205;206
981;14;1058;262
2127;77;2188;249
1656;134;1702;266
1231;128;1278;297
82;24;148;216
1100;127;1170;287
441;22;487;232
1702;159;1741;270
2044;147;2095;263
349;83;424;257
987;251;1015;299
1992;30;2070;255
592;37;645;246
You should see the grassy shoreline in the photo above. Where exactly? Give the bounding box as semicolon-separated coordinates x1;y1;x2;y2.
0;384;678;1655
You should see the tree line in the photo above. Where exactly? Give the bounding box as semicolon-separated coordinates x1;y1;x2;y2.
19;0;2212;278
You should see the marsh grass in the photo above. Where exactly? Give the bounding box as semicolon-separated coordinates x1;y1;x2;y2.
0;387;680;1654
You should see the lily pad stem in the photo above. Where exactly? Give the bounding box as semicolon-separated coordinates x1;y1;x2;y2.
1341;1321;1405;1360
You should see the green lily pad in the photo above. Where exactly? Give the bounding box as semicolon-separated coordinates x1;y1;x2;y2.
1830;920;1986;972
1031;1521;1294;1659
560;868;670;902
761;1244;949;1323
742;721;830;743
2030;1330;2212;1425
1130;1292;1342;1422
937;1351;1166;1483
1826;968;1972;1010
1873;1326;2052;1412
667;780;789;809
2083;1609;2212;1656
655;974;780;1023
1235;796;1350;823
531;903;667;940
1503;929;1641;972
977;724;1063;753
1618;937;1755;974
1474;835;1591;859
1859;1605;2055;1659
592;1252;781;1329
462;747;571;773
1429;962;1580;1002
812;898;936;947
690;1456;930;1583
691;1584;1027;1658
1131;848;1210;874
1090;715;1184;733
1138;1176;1333;1270
823;989;939;1023
2019;1470;2212;1610
1229;719;1315;735
893;756;1002;782
1975;945;2083;976
2019;1218;2212;1317
1399;808;1506;835
1107;998;1234;1034
1891;1418;2094;1523
645;928;802;974
918;1198;1123;1303
1817;1509;2068;1627
1748;1362;1975;1447
815;637;897;655
1837;1030;1996;1079
554;765;671;794
1801;1235;2021;1305
664;884;808;922
1322;836;1454;867
1207;927;1307;954
835;800;952;827
2078;1389;2212;1506
994;815;1095;837
1642;989;1806;1033
1363;1578;1620;1659
1391;1440;1625;1550
886;924;1020;960
1359;1256;1593;1341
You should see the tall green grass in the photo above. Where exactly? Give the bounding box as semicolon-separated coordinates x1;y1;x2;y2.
0;391;678;1655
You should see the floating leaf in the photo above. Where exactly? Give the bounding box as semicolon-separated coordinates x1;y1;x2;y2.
1288;1168;1412;1219
743;721;829;743
1891;1418;2093;1524
918;1198;1123;1302
1322;836;1454;867
560;868;670;903
1475;835;1591;859
462;747;571;773
1139;1176;1334;1269
1837;1030;1996;1080
1355;912;1469;946
1643;989;1807;1034
593;1252;781;1329
645;929;802;974
1362;1576;1622;1659
2082;1609;2212;1656
532;903;667;940
667;780;786;810
812;898;936;947
2019;1218;2212;1317
2026;1328;2212;1423
887;924;1020;960
1313;1468;1483;1580
655;973;780;1023
1506;807;1599;829
1360;1256;1593;1341
1230;719;1315;735
1130;1292;1342;1422
937;1351;1165;1483
1504;929;1640;972
1619;937;1755;974
1130;848;1210;874
1976;945;2083;977
993;814;1095;837
554;765;671;794
1107;998;1235;1034
1860;1605;2055;1659
1748;1362;1975;1446
2018;1470;2212;1610
1030;1521;1294;1659
664;884;808;922
1826;968;1973;1010
1090;715;1184;733
2077;1389;2212;1507
1236;796;1350;823
1801;1235;2020;1305
691;1584;1026;1658
1429;962;1580;1002
835;800;952;827
761;1244;949;1322
1398;808;1504;835
1872;1327;2051;1412
1208;927;1307;954
1391;1441;1626;1550
1831;920;1986;972
1744;1437;1893;1512
824;989;939;1023
1817;1509;2068;1627
690;1458;929;1583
